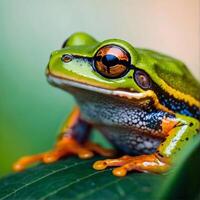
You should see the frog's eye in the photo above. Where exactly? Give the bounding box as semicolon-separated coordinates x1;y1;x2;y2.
134;70;152;89
93;45;131;78
61;54;72;63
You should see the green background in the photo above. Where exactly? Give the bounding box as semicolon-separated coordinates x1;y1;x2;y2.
0;0;199;176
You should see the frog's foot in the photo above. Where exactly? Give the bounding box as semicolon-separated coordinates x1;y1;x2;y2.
93;154;170;177
13;137;115;172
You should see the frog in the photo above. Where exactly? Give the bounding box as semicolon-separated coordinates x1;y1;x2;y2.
13;32;200;177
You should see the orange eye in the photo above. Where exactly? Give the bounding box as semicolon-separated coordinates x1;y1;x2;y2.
134;70;152;89
93;45;131;78
61;54;72;63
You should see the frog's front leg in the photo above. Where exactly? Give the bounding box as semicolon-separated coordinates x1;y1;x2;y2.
13;106;115;172
93;114;199;176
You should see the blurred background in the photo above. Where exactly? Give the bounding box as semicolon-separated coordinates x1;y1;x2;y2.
0;0;199;176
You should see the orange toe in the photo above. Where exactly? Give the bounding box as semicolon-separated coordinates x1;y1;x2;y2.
93;153;170;176
112;167;127;177
13;154;43;172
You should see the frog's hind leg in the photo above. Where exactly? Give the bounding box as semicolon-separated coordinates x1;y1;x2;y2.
93;114;199;176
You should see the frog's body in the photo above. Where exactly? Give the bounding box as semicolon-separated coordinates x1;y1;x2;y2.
14;33;200;176
51;78;171;155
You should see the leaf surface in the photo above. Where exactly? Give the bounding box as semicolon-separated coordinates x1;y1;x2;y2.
0;136;199;200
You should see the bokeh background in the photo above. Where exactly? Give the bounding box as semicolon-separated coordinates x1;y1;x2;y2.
0;0;199;176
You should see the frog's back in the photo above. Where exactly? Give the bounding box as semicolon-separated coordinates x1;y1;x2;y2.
136;48;200;101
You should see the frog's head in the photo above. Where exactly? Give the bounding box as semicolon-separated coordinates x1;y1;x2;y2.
47;32;155;99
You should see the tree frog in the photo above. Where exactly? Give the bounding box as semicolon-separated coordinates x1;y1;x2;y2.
14;32;200;176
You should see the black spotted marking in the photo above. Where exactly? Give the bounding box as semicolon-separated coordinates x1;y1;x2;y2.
189;122;194;127
156;151;164;157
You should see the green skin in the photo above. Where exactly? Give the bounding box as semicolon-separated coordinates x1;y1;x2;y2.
47;32;200;161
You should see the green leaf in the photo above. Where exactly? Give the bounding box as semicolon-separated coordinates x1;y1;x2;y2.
0;136;199;200
0;157;163;200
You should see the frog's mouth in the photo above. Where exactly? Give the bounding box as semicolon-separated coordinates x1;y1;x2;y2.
47;70;152;102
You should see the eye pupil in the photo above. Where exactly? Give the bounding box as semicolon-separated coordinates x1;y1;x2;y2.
102;54;119;67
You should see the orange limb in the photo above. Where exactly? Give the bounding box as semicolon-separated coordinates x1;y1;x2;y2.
13;137;115;172
161;118;179;137
93;153;170;177
13;154;44;172
59;106;81;137
13;106;82;171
